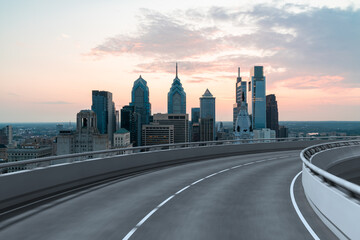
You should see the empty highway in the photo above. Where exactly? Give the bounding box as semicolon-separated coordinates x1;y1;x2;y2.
0;150;336;239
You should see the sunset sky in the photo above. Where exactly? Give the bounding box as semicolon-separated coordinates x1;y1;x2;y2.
1;0;359;122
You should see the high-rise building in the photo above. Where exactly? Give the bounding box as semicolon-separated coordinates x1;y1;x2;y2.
168;63;186;114
190;108;200;142
191;123;200;142
200;89;216;141
266;94;279;137
247;66;266;129
191;108;200;124
130;75;151;125
121;105;141;146
142;123;174;146
56;110;109;156
0;125;12;145
91;90;116;145
115;110;120;131
153;113;189;143
234;92;253;140
233;67;247;131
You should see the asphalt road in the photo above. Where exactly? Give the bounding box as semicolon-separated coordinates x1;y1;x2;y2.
0;150;337;240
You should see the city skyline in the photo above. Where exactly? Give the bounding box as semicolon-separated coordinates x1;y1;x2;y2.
1;1;360;122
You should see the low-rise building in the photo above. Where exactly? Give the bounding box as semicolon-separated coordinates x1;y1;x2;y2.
56;110;109;156
142;123;174;146
113;128;131;148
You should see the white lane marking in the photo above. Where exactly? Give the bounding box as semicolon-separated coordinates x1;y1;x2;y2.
191;178;204;185
231;165;242;169
218;169;230;173
175;185;190;195
290;171;320;240
123;228;137;240
122;156;289;240
157;195;174;208
136;208;159;227
205;172;218;178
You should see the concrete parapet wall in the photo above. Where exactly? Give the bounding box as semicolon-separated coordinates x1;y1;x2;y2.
0;140;325;211
302;164;360;239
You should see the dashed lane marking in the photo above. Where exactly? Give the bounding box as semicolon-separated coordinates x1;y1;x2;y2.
122;155;294;239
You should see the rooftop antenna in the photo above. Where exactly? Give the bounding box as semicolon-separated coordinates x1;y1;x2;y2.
238;67;240;78
176;62;178;78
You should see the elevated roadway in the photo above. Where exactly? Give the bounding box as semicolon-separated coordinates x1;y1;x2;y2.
0;150;337;240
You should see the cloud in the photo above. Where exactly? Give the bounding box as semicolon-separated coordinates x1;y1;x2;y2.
61;34;71;39
275;75;345;89
7;92;19;96
35;101;72;105
88;5;360;89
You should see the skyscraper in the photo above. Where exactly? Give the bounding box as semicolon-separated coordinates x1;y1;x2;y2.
266;94;279;137
190;107;200;142
233;67;247;131
234;92;253;140
200;89;216;141
121;105;141;146
247;66;266;129
191;108;200;124
130;75;151;125
91;90;116;145
168;63;186;114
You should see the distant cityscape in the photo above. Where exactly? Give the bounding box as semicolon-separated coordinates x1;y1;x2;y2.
0;64;359;172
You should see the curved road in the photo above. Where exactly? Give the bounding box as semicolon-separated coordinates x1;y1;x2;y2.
0;150;337;239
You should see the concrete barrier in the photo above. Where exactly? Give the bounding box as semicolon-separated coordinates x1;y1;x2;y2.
0;140;331;212
301;142;360;239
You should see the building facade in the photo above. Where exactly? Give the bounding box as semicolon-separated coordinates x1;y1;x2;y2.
266;94;279;137
56;110;109;156
233;67;247;131
113;128;131;148
168;63;186;114
121;105;141;146
7;145;53;172
130;75;151;125
0;125;12;145
247;66;266;129
253;128;276;141
142;123;174;146
278;125;289;138
190;108;200;142
91;90;116;145
153;113;189;143
234;92;253;140
200;89;216;141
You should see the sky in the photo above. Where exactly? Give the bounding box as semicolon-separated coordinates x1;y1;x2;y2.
0;0;360;122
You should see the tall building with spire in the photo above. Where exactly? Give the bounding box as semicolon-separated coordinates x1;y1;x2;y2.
127;75;151;146
168;63;186;114
130;75;151;125
200;89;216;141
233;67;247;131
247;66;266;129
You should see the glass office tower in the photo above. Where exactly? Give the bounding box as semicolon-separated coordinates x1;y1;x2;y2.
168;63;186;114
200;89;216;141
130;75;151;125
247;66;266;129
91;90;116;145
233;67;247;131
